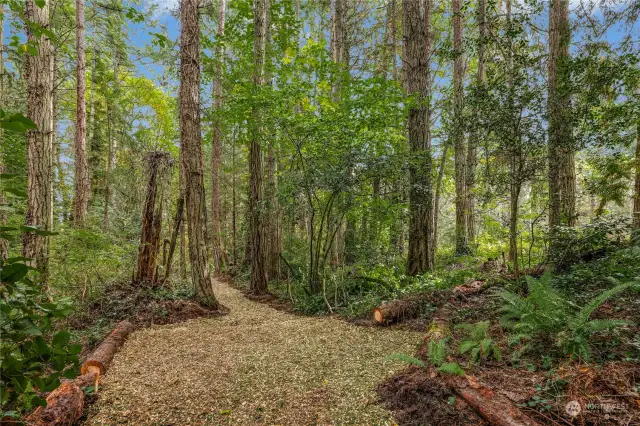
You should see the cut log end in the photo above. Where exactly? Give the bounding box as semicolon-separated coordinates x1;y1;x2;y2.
373;308;384;323
80;360;105;376
80;320;134;376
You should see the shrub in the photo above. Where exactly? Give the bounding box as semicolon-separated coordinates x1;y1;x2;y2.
496;272;637;361
1;256;80;417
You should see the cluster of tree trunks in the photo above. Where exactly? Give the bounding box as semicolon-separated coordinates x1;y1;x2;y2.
26;321;134;426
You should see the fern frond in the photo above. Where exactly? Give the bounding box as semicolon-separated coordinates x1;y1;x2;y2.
585;319;628;332
385;353;426;368
458;340;476;355
438;362;465;376
572;281;636;328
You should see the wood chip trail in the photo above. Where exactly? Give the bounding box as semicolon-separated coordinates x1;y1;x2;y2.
86;281;422;425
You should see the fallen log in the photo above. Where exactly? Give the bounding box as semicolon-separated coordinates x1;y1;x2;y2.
26;321;134;425
439;373;540;426
452;279;485;296
373;298;425;324
412;318;539;426
81;320;134;376
25;372;97;426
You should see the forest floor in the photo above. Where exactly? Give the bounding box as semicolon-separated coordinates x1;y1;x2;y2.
84;280;422;425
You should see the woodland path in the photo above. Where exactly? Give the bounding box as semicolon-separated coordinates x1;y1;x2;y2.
86;280;422;425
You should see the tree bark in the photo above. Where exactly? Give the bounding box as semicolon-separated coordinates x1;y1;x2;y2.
465;0;484;251
180;0;219;308
81;321;134;375
633;125;640;231
434;139;450;250
265;145;280;279
136;152;170;285
73;0;90;226
0;3;7;262
103;54;119;232
405;0;434;275
162;195;184;284
452;0;469;256
248;0;269;295
23;0;54;282
548;0;575;254
211;0;226;273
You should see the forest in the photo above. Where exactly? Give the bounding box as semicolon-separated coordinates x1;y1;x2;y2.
1;0;640;424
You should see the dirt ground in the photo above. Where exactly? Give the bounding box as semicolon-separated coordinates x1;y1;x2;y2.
85;280;423;425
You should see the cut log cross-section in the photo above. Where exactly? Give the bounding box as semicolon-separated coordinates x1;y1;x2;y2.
373;299;424;324
81;320;134;376
26;321;134;425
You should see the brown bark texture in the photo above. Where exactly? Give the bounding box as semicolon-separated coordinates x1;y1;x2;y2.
452;0;469;255
248;0;269;294
23;0;54;279
180;0;219;307
548;0;576;245
211;0;226;273
81;320;134;375
404;0;434;275
136;152;171;285
73;0;90;226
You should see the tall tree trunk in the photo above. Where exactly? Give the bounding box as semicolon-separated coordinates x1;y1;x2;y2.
211;0;226;273
136;152;169;285
248;0;269;295
265;145;280;279
162;195;184;284
452;0;468;255
231;130;237;265
103;54;119;232
0;2;8;262
73;0;89;226
23;0;54;283
548;0;575;253
405;0;434;275
178;151;188;279
633;125;640;231
465;0;485;251
180;0;219;308
434;139;451;249
87;45;96;202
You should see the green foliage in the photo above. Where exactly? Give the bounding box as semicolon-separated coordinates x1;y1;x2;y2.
385;343;465;377
385;353;426;368
549;217;630;269
455;321;502;363
0;257;80;415
497;272;638;361
427;338;448;366
437;362;466;376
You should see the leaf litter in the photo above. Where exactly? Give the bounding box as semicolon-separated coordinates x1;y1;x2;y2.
85;280;422;425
